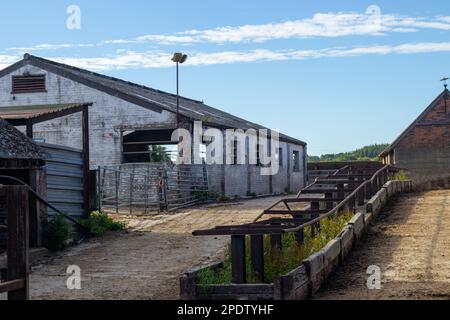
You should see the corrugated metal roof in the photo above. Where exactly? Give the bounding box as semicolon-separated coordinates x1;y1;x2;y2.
0;103;89;121
0;54;306;146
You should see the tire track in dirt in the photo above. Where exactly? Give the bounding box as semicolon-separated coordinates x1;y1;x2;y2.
23;196;288;300
314;190;450;300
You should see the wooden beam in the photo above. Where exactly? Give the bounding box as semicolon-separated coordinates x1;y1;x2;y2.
0;279;25;294
82;106;90;216
6;185;29;300
231;235;246;284
26;120;33;139
250;235;264;282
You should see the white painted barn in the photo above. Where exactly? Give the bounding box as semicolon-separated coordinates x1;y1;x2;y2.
0;54;307;197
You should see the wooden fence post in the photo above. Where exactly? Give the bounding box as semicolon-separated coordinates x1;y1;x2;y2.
7;185;29;300
270;233;282;250
231;235;246;284
250;235;264;282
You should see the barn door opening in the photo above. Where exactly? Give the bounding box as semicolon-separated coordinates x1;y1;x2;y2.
121;129;178;164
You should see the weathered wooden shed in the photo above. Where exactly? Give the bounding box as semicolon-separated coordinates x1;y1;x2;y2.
380;88;450;183
0;118;46;247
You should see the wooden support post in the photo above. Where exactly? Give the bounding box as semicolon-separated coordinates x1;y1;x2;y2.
231;235;246;284
346;196;355;214
270;233;282;250
295;229;304;245
28;170;40;248
337;183;345;200
324;192;333;210
82;106;90;216
363;183;369;200
250;235;264;282
7;186;29;300
357;188;365;206
310;201;320;237
26;120;33;139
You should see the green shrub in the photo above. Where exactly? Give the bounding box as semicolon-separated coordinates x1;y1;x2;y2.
246;192;257;198
217;194;230;202
43;214;69;251
391;170;407;181
80;211;126;237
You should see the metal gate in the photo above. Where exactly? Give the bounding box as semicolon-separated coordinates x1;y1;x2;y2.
98;163;208;215
39;143;85;216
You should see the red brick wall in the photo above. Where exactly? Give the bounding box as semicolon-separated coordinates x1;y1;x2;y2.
397;95;450;149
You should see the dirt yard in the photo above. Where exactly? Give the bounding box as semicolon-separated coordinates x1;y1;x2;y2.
24;196;288;300
315;189;450;300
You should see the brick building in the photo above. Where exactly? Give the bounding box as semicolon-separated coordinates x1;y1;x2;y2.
380;88;450;183
0;54;307;198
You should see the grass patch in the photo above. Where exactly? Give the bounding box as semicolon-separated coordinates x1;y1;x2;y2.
391;170;407;181
197;212;352;285
80;211;127;237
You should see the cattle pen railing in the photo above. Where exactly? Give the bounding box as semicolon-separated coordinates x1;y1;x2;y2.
97;163;208;215
191;162;397;286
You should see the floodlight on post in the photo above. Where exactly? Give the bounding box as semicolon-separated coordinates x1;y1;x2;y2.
172;53;188;127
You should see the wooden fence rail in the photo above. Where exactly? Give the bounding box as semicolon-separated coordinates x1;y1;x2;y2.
0;185;29;300
193;162;397;284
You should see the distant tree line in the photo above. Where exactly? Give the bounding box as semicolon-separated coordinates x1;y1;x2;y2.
308;144;389;162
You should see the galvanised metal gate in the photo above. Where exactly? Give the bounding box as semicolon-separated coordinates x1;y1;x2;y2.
39;143;85;217
98;163;208;215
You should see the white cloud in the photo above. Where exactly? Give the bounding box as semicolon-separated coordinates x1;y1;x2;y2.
102;11;450;45
39;42;450;71
6;10;450;54
0;54;19;69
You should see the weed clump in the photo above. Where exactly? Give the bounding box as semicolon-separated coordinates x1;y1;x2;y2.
80;211;126;237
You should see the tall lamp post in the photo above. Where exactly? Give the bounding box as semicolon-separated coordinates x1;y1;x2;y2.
172;53;188;127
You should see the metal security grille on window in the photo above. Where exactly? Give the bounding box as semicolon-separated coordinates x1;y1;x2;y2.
12;75;46;94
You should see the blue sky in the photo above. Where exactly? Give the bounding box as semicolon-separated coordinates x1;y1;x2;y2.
1;0;449;155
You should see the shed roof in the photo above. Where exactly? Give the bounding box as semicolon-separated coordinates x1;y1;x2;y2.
379;89;449;157
0;103;92;126
0;54;306;146
0;118;45;160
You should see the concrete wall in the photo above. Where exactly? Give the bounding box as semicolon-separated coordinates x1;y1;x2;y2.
206;142;306;197
395;147;450;184
0;64;176;169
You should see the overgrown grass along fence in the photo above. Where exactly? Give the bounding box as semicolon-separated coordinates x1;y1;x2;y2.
182;163;403;300
181;179;412;300
197;212;352;285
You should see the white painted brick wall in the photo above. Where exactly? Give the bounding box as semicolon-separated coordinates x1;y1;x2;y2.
0;63;307;196
0;64;176;168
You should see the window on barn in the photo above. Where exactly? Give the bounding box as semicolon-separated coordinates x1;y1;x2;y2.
12;75;46;94
293;150;300;172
